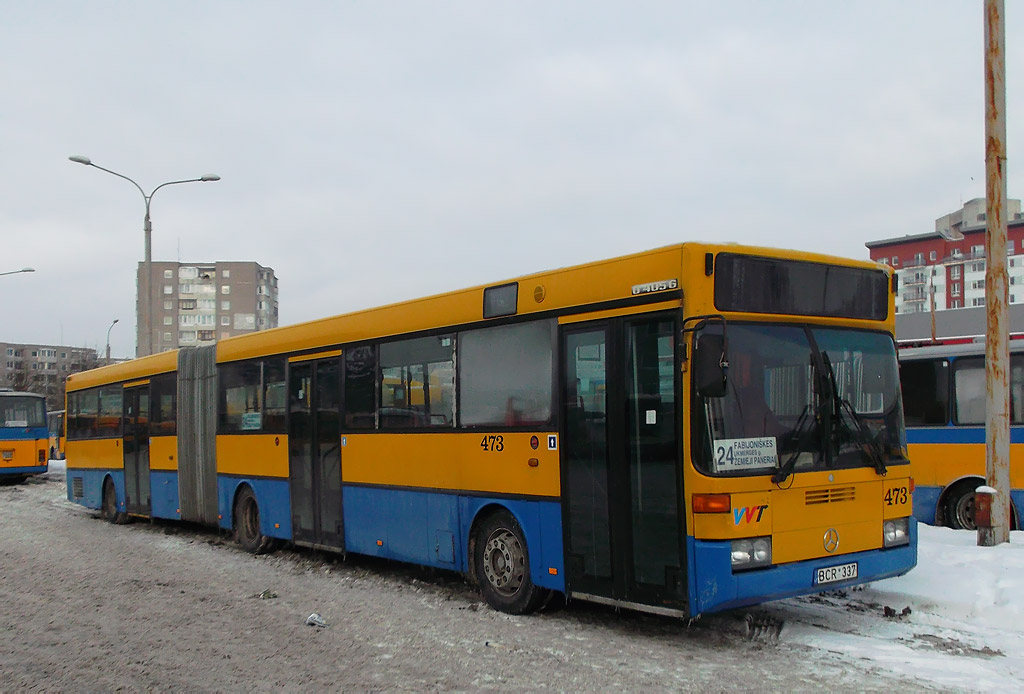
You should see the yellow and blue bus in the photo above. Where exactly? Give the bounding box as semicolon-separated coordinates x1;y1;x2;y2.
47;409;65;460
65;243;915;617
1;389;49;482
899;338;1023;529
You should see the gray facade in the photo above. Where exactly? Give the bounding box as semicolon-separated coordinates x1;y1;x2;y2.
0;342;99;408
895;304;1024;344
138;261;279;355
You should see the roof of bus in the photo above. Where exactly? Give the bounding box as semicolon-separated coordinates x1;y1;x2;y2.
65;242;892;386
214;241;891;363
65;349;177;392
0;390;45;399
898;340;1024;360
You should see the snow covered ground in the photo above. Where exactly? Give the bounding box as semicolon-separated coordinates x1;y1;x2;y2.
763;522;1024;690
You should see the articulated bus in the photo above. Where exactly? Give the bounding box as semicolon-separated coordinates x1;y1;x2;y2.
899;338;1024;529
1;389;49;482
47;409;66;460
65;243;915;617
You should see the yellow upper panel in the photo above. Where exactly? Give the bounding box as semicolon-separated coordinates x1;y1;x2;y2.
215;242;892;363
66;351;177;393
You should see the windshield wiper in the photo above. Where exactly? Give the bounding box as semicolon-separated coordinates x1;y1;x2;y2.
772;403;815;485
822;352;888;477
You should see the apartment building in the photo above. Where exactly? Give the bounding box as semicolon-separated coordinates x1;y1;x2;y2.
0;343;99;408
138;261;278;355
865;198;1024;315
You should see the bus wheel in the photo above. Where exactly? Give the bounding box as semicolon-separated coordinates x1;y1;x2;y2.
945;482;978;530
101;478;127;524
474;511;548;615
234;486;275;554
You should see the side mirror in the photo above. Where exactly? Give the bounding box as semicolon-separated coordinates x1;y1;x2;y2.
694;334;727;397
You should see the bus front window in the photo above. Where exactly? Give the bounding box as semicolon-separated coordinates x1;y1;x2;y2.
694;324;906;477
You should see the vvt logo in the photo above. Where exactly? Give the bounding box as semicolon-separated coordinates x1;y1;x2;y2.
733;505;768;525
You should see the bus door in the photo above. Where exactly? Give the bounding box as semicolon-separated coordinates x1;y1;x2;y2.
122;385;151;516
561;315;685;609
288;358;343;550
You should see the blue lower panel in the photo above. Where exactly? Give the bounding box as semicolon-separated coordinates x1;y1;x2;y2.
343;486;565;592
913;485;1023;527
689;518;918;616
912;486;941;525
150;471;181;520
66;468;123;512
1;464;47;477
217;476;292;540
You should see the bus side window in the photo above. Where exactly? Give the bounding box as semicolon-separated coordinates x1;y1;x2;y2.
952;358;985;425
899;359;949;426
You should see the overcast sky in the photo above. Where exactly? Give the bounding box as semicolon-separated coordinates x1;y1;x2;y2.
3;2;1021;358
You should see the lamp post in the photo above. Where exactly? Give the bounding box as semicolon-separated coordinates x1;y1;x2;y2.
106;319;119;366
68;155;220;357
0;267;35;277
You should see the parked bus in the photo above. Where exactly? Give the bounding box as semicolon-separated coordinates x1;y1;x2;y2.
65;243;915;617
899;338;1023;529
47;409;66;460
1;389;49;482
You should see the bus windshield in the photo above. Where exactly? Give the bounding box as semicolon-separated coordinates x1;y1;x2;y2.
694;323;906;477
1;395;46;428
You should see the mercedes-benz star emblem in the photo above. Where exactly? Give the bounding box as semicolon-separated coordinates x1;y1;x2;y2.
823;528;840;553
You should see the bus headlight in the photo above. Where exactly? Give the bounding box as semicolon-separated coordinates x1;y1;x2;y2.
883;517;910;547
731;536;772;570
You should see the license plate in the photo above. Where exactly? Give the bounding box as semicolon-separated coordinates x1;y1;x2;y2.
815;561;858;585
1;450;12;461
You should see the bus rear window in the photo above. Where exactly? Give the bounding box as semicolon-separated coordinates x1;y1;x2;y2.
714;254;888;321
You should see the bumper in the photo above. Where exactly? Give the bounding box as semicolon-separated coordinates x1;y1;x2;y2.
689;517;918;615
1;464;48;477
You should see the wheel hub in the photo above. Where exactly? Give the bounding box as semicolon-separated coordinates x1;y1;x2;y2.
482;528;525;596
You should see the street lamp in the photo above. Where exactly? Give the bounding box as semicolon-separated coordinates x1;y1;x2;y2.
106;319;119;366
68;155;220;357
0;267;35;277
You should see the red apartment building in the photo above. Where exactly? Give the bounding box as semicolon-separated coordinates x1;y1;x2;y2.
866;198;1024;315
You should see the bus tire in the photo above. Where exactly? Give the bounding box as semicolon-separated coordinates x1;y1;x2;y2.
945;481;979;530
474;510;548;615
233;486;275;554
101;478;127;524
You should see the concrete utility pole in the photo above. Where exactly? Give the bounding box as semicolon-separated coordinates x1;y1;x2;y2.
981;0;1011;546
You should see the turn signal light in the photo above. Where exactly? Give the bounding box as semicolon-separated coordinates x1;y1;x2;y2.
909;477;915;493
693;493;731;514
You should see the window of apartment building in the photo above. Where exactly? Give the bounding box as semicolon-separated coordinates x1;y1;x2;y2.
198;330;215;341
978;213;987;222
929;251;937;261
179;284;194;294
222;269;230;279
970;261;985;272
163;316;173;325
199;299;216;309
221;301;230;311
179;298;197;310
1009;241;1016;254
164;285;172;295
257;301;266;310
950;265;962;279
972;280;985;290
163;300;173;310
179;267;198;280
971;244;985;256
221;316;230;326
180;315;195;326
60;352;66;358
952;248;963;258
179;330;197;342
163;332;172;342
5;348;11;356
221;285;230;295
913;252;924;264
890;256;899;266
164;269;173;278
973;298;986;307
951;283;961;297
